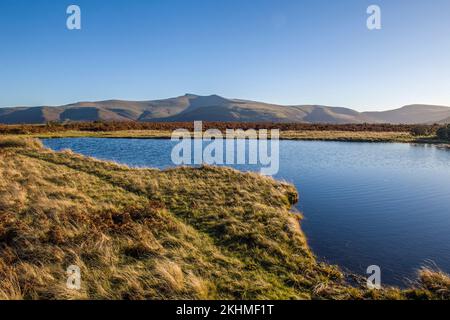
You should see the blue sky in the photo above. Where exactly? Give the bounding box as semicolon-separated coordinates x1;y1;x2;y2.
1;0;449;110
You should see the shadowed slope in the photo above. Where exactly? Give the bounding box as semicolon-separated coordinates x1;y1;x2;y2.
363;105;450;124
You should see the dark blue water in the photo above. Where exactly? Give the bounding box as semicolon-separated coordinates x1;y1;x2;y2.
43;138;450;286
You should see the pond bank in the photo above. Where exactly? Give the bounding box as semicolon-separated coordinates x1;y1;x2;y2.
11;129;449;145
0;137;449;299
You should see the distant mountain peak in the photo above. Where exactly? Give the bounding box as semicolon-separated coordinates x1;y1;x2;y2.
1;95;449;124
184;93;226;99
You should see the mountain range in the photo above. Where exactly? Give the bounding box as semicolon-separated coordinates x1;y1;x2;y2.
1;94;449;124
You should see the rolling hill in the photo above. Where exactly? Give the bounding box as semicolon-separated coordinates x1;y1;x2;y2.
1;94;449;124
363;105;450;124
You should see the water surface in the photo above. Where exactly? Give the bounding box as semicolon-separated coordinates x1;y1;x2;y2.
43;138;450;286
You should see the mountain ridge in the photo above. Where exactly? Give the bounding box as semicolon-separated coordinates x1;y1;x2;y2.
1;94;449;124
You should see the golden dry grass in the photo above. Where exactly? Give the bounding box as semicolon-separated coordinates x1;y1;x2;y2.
0;137;448;300
14;129;419;143
281;130;416;142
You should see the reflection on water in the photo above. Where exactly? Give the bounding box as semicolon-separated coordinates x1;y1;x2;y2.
43;138;450;286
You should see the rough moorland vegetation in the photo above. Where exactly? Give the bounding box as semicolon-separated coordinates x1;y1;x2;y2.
0;121;440;135
1;122;443;143
0;137;449;300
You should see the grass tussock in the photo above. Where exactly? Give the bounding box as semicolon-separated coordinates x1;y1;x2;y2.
415;268;450;300
0;137;43;149
0;136;449;300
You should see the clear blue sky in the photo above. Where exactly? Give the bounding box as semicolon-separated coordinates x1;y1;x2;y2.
1;0;449;110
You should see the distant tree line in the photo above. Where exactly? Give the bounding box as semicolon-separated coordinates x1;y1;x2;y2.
410;124;450;141
409;125;437;136
436;124;450;141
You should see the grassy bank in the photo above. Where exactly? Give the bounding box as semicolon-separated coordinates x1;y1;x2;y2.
0;137;449;300
9;129;441;144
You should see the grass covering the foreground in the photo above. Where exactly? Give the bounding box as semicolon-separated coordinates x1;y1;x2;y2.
0;136;449;300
